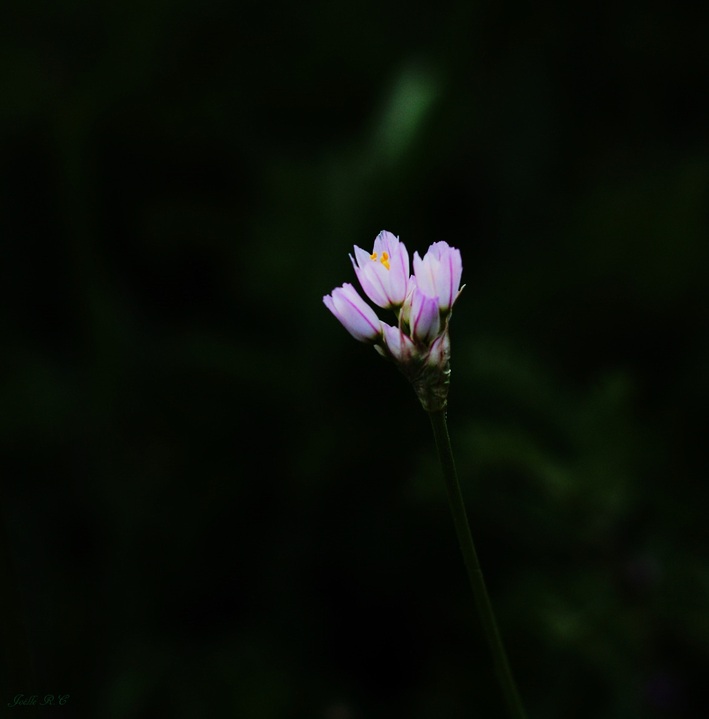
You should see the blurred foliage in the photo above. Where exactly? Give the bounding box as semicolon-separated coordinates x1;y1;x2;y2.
1;0;708;717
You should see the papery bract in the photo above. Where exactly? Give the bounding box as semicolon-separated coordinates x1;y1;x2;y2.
323;283;382;342
351;231;409;308
413;241;463;313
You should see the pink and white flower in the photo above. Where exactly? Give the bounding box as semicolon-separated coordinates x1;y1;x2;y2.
379;322;416;364
350;231;410;309
412;241;463;313
402;278;441;345
323;283;382;342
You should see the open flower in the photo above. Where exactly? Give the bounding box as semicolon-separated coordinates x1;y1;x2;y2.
324;232;462;411
350;231;409;309
323;283;382;342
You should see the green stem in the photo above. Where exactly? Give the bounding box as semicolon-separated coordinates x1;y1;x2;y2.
428;409;527;719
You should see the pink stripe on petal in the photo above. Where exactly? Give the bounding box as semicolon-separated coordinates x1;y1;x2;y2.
324;284;381;342
411;289;440;344
360;263;390;307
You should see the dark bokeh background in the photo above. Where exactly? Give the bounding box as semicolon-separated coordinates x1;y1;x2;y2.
2;1;709;717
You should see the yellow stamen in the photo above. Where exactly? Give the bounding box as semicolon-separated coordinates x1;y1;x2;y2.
370;250;391;270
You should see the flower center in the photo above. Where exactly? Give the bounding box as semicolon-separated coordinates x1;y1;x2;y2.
370;251;391;270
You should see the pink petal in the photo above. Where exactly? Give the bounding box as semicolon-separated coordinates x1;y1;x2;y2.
323;284;381;342
410;289;441;344
381;323;415;363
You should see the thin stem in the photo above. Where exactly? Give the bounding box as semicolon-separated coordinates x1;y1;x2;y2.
428;409;527;719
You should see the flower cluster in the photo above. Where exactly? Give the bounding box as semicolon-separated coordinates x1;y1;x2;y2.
323;231;463;411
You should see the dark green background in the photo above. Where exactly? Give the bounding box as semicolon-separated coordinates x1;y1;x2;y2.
2;1;708;717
